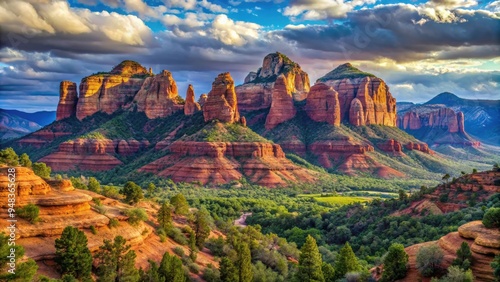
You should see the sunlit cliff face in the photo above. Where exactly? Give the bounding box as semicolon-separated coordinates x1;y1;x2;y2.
0;0;498;112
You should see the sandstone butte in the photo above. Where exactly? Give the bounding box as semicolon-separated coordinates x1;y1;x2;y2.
305;83;341;126
316;63;397;127
398;108;480;147
203;72;240;123
56;81;78;121
184;84;201;116
235;52;310;111
265;74;296;130
0;166;221;279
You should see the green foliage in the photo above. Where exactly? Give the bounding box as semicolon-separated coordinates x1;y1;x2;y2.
452;242;472;270
158;251;186;282
334;242;360;280
492;254;500;281
431;266;473;282
17;203;39;223
203;264;221;282
183;122;270;143
296;235;324;282
79;132;106;140
88;177;100;193
147;182;157;195
220;257;239;282
170;193;190;216
121;181;144;204
253;261;280;282
236;242;253;282
0;147;19;166
321;262;335;282
124;208;148;226
381;243;408;282
109;218;119;228
19;153;32;168
194;206;212;249
167;227;188;245
55;226;92;279
95;235;139;282
32;162;51;178
416;245;444;277
483;208;500;229
157;202;173;231
188;230;198;262
70;176;87;190
0;258;38;281
317;63;375;82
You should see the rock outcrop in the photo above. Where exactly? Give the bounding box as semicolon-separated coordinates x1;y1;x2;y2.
56;81;78;121
398;108;480;147
198;94;208;107
203;73;240;123
133;70;183;119
236;52;310;111
76;61;149;120
265;74;296;130
305;83;340;126
405;142;432;154
39;138;149;171
317;64;397;127
184;84;201;116
140;141;316;187
377;139;404;156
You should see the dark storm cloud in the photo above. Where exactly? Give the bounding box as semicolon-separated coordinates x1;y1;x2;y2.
278;5;500;62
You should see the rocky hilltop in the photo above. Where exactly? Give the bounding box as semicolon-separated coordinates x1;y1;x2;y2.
235;52;310;111
316;63;397;127
203;72;240;123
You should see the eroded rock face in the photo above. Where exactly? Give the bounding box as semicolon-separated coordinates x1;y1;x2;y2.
236;52;310;111
0;167;50;198
405;142;432;154
76;65;147;120
265;74;296;130
198;94;208;107
133;70;183;119
305;83;340;126
203;73;240;123
140;141;316;187
184;84;201;116
318;65;397;127
56;81;78;121
349;98;365;126
377;139;404;156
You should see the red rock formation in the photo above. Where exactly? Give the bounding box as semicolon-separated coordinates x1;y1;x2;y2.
56;81;78;121
133;70;183;119
236;52;310;111
457;111;465;133
377;139;404;156
17;130;72;148
305;83;340;126
318;65;397;127
240;116;247;127
265;74;296;130
349;98;365;126
184;84;201;116
140;141;316;187
76;61;148;120
0;167;50;197
203;73;240;123
198;94;208;107
401;111;421;130
405;142;433;154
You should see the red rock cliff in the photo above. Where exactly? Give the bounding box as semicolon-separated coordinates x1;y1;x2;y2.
203;73;240;123
305;83;341;126
316;64;397;127
265;74;296;130
56;81;78;121
184;84;201;116
236;52;310;111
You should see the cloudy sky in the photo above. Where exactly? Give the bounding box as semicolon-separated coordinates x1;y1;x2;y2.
0;0;499;112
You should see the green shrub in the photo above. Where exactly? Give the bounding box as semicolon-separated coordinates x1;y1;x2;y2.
483;208;500;229
124;208;148;226
18;204;40;223
167;227;188;245
173;246;185;257
109;218;119;228
90;226;97;235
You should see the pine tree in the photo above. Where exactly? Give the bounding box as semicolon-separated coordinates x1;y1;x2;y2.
189;230;198;262
220;257;239;282
19;153;32;168
147;182;157;195
452;242;472;270
194;206;211;249
0;147;19;166
95;235;139;282
322;262;335;282
296;235;325;282
334;242;360;280
157;202;173;231
121;181;144;205
54;226;92;279
236;242;253;282
170;193;189;216
381;243;408;282
158;252;185;282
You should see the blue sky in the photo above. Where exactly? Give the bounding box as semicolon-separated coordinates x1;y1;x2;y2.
0;0;499;112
